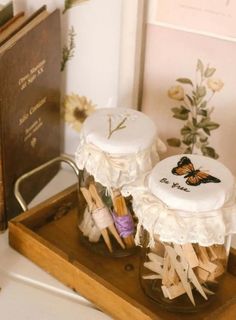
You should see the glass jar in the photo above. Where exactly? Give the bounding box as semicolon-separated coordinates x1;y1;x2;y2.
140;230;228;312
127;154;236;312
75;107;165;257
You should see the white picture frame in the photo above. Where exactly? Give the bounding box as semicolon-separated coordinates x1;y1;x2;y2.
117;0;146;109
142;0;236;248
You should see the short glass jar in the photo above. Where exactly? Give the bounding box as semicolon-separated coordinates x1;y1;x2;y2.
127;154;236;312
75;107;165;257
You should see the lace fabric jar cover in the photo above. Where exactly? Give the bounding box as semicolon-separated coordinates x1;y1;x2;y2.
125;154;236;312
75;107;165;257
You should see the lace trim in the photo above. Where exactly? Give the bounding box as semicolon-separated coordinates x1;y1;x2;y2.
127;183;236;247
75;137;165;189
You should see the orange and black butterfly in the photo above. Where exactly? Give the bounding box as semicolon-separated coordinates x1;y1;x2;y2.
171;156;221;186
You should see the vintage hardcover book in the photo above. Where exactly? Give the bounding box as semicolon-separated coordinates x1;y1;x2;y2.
0;1;13;27
0;5;47;47
0;8;61;230
0;12;25;43
0;6;48;232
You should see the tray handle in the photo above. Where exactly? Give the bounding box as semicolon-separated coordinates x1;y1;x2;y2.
14;155;80;212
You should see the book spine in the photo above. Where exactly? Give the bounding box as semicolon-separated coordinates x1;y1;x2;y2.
0;145;6;231
0;1;13;27
0;94;6;231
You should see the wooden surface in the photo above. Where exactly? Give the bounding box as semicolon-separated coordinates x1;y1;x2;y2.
8;185;236;320
228;247;236;276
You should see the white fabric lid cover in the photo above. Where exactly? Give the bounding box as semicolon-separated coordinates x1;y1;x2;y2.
124;154;236;246
148;154;235;212
75;107;166;189
78;107;157;154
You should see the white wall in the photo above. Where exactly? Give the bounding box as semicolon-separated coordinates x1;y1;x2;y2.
13;0;123;154
14;0;122;107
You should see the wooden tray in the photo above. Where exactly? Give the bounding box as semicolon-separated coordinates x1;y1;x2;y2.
8;185;236;320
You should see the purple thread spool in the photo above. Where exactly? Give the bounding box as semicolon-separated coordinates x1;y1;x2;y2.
111;211;134;238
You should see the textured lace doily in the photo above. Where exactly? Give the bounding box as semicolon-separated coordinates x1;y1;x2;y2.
75;107;166;189
75;137;165;190
123;178;236;247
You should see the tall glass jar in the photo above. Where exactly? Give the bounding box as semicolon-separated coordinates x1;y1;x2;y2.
75;107;166;257
128;154;236;311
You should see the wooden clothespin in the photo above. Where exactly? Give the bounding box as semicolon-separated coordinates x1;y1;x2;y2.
196;245;217;273
111;189;135;248
80;187;96;211
147;252;164;266
173;244;208;302
80;187;112;252
181;243;199;268
152;236;165;257
143;261;163;276
162;282;186;300
143;252;166;281
162;253;172;287
195;267;210;283
207;245;218;261
88;183;125;251
142;274;162;280
164;244;195;305
207;260;225;282
168;263;180;286
212;244;227;260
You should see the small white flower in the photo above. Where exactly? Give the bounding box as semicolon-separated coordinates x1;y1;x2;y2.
207;78;224;92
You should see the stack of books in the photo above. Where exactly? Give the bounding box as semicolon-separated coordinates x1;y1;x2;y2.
0;2;61;231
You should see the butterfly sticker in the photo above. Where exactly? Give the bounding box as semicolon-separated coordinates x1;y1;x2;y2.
171;156;221;186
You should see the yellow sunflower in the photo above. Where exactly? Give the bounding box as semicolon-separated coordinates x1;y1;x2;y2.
62;93;95;131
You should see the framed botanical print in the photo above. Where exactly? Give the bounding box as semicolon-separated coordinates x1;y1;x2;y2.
141;0;236;247
141;0;236;177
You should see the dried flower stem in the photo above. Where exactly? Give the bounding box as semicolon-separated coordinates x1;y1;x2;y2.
61;26;76;72
107;116;127;139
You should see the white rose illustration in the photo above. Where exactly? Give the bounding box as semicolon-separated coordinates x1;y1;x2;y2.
207;78;224;92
